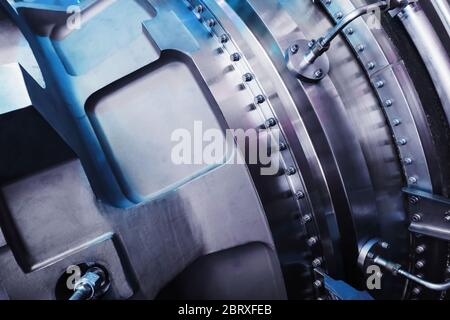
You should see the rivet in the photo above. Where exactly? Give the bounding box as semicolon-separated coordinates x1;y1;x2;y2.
357;44;365;52
336;12;343;19
380;242;390;249
346;28;354;35
392;119;401;126
398;138;407;146
290;44;299;54
325;0;332;5
207;19;216;27
385;99;393;107
368;61;376;70
376;80;385;88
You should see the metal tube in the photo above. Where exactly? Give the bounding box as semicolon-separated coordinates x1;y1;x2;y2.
397;3;450;125
431;0;450;37
374;256;450;291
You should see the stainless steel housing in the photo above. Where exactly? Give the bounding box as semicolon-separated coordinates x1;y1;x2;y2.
0;0;449;300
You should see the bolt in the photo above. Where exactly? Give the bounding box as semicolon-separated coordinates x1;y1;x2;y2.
409;196;420;205
409;176;418;184
295;190;305;200
313;280;322;288
368;61;376;70
415;245;426;254
444;211;450;223
243;73;253;82
412;213;422;222
220;34;229;43
404;158;413;165
286;166;297;176
307;237;318;247
302;214;312;223
312;258;322;268
376;80;385;88
255;94;266;104
195;4;203;13
385;99;393;107
265;117;277;128
415;260;425;269
290;44;299;54
314;69;324;79
231;52;241;62
412;287;422;295
380;242;390;249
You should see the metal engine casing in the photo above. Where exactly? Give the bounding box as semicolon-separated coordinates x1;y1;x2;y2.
0;0;449;300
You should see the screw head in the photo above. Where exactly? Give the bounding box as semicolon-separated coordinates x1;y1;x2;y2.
220;34;229;43
255;94;266;104
295;191;305;200
264;117;277;128
398;138;407;146
412;287;422;295
286;166;297;176
444;211;450;223
385;99;393;107
312;258;322;268
368;62;376;70
415;245;426;254
307;237;318;247
313;280;322;288
314;69;324;78
335;12;343;19
404;158;413;165
207;19;216;27
302;214;312;223
409;176;418;184
415;260;425;269
357;44;365;52
412;213;422;222
243;73;253;82
195;4;203;13
409;196;420;205
346;28;354;35
290;44;299;54
231;52;241;62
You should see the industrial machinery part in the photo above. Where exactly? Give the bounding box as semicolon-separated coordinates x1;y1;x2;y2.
69;266;110;301
0;0;450;300
358;239;450;292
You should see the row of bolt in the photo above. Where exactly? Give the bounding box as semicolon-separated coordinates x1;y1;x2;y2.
191;0;325;295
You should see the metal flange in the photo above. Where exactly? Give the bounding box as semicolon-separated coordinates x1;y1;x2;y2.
286;39;330;82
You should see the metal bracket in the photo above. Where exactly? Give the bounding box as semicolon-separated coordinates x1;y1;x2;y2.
403;188;450;241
